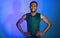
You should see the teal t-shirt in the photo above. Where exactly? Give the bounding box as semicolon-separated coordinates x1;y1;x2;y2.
26;13;41;35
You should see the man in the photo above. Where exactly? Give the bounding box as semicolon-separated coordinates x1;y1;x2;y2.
16;1;51;38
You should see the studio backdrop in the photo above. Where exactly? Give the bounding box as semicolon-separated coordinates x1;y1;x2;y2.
0;0;60;38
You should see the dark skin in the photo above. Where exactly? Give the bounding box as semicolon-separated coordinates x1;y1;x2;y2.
16;3;51;37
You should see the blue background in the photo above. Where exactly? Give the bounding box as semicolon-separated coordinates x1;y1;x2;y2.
0;0;60;38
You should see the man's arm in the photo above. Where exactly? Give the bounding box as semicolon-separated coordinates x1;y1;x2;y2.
16;14;31;37
16;14;26;34
36;14;51;36
40;14;51;33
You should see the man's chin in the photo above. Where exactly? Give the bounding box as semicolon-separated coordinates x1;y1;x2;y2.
31;11;36;13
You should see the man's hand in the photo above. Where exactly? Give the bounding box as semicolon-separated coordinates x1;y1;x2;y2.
23;32;31;37
36;32;44;37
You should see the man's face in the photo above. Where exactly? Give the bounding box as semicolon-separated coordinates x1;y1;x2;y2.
30;3;37;12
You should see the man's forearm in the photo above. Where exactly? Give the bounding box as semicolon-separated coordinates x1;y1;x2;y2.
16;23;24;34
43;23;51;33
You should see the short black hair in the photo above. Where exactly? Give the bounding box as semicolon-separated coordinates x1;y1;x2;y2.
30;1;38;6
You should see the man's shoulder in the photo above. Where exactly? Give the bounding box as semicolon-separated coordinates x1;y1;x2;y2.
23;13;30;17
37;13;41;15
25;13;31;16
23;13;30;15
26;13;30;15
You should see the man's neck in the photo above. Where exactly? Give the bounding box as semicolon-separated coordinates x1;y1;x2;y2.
30;11;36;16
